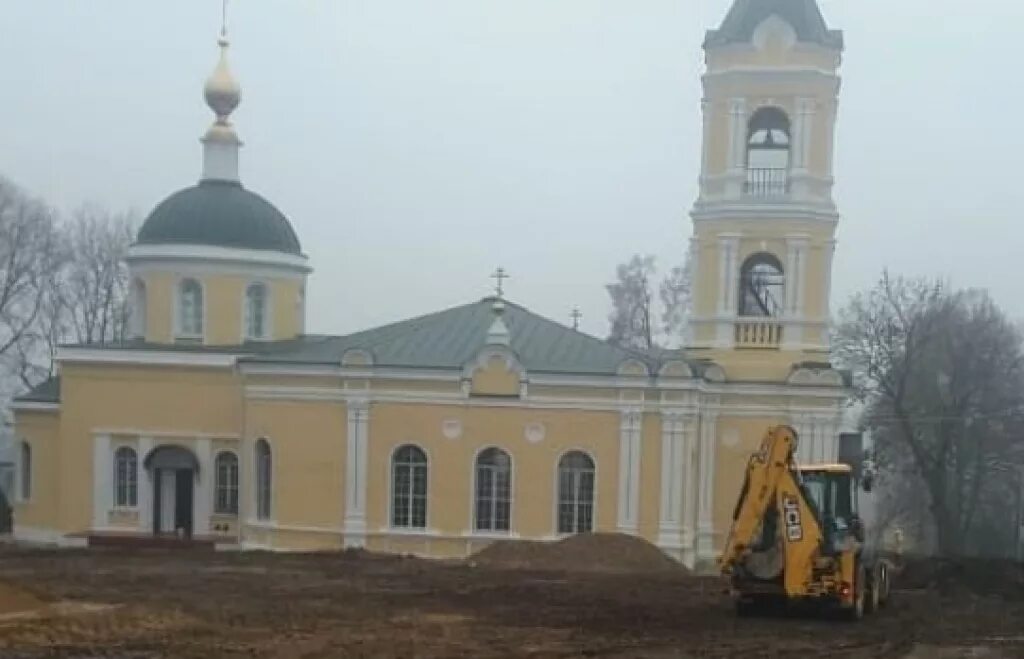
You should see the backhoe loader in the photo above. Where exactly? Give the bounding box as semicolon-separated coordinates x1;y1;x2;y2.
719;425;892;619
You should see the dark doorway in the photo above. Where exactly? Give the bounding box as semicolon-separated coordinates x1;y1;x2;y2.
152;467;194;538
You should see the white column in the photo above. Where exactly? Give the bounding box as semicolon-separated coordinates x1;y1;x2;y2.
680;416;698;568
783;235;809;350
716;234;740;347
194;438;212;536
137;436;154;533
800;99;815;173
92;435;111;530
657;410;685;551
684;237;700;347
699;99;712;180
343;398;370;548
696;410;718;560
616;409;642;534
727;98;747;171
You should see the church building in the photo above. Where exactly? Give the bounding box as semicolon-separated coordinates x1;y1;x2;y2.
10;0;849;569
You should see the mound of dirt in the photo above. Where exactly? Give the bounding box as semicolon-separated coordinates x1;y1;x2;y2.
469;533;686;573
0;582;45;616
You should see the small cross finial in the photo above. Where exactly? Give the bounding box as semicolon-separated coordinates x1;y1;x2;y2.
221;0;230;38
491;267;510;298
570;307;583;331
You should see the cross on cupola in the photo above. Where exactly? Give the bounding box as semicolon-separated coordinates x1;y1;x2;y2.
491;267;510;298
570;307;583;331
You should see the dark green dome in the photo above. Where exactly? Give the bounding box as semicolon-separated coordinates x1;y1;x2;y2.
137;180;302;255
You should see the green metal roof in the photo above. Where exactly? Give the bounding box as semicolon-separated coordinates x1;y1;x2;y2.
704;0;843;50
246;297;670;376
137;180;302;255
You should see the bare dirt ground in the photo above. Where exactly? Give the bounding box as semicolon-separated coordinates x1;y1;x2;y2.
0;537;1021;658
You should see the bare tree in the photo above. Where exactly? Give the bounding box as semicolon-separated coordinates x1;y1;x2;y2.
607;254;656;351
58;204;136;345
834;271;1024;556
659;261;690;347
0;178;64;395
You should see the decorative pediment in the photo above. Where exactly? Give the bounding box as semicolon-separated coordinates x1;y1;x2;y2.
463;346;525;398
341;349;373;367
616;359;650;378
658;360;693;379
703;364;727;383
788;365;844;387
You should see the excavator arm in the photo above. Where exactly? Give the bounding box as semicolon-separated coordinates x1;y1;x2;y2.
718;425;827;598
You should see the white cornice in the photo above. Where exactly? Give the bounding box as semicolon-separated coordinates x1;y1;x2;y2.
58;347;238;368
126;244;312;275
9;402;60;413
691;202;839;224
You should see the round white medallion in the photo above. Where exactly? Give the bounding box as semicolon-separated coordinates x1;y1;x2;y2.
524;422;545;444
442;419;462;441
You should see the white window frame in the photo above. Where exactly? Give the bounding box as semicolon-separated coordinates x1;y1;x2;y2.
254;439;272;521
389;444;429;530
243;281;272;341
554;450;597;535
175;277;205;341
214;450;240;515
113;446;138;509
472;447;513;534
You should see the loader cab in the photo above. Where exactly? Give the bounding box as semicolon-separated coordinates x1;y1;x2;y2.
798;464;863;552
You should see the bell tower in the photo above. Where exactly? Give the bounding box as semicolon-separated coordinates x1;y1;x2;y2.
687;0;843;377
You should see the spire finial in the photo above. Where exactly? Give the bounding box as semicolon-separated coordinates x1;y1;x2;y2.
491;267;510;298
570;307;583;331
200;0;243;182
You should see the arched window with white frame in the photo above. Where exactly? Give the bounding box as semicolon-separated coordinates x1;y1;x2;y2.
474;448;512;532
745;107;791;196
18;442;31;502
557;451;595;534
113;446;137;508
738;253;785;318
254;439;272;521
244;282;269;340
391;445;427;529
215;451;239;515
177;278;203;339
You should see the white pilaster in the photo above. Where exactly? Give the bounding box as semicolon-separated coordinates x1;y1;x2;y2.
716;234;740;347
699;99;712;181
657;410;685;553
137;436;154;533
727;98;747;171
684;237;699;347
680;416;698;567
696;410;719;560
343;398;370;547
194;438;212;536
92;435;111;529
799;98;815;171
616;409;642;534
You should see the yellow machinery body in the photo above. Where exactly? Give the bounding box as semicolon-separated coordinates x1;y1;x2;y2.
719;426;891;618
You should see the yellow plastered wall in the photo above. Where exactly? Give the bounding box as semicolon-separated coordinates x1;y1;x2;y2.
51;363;242;534
135;269;305;345
365;404;621;539
244;399;347;530
10;411;60;531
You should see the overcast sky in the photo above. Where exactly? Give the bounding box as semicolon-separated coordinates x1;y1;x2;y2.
1;1;1021;338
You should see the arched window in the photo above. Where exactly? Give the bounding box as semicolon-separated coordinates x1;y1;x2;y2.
113;447;138;508
18;442;31;502
739;253;785;318
245;283;268;340
391;445;427;529
215;451;239;515
255;439;272;521
474;448;512;532
557;451;595;534
130;279;147;339
746;107;791;196
178;278;203;338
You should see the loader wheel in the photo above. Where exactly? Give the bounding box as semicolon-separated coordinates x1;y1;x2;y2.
845;564;866;621
864;567;881;615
